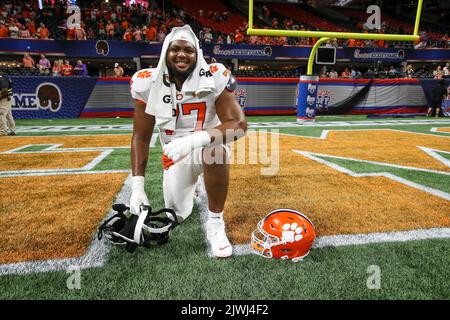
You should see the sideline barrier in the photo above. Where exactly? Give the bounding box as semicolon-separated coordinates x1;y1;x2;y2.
9;76;449;119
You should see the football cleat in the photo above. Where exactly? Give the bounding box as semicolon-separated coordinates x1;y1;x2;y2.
206;218;233;258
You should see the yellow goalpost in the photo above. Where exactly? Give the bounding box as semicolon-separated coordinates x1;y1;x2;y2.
247;0;424;75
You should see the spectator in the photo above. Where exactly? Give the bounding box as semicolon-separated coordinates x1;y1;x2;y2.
347;38;356;47
8;22;19;38
38;54;51;75
388;65;397;78
341;67;350;78
74;23;87;40
443;63;450;77
133;27;142;42
123;28;133;41
350;67;357;79
106;20;115;39
405;64;415;78
157;26;166;42
66;25;75;40
37;23;49;39
433;65;444;79
414;31;427;49
22;53;35;69
364;68;375;79
234;29;244;44
329;69;338;78
73;60;88;76
427;79;448;117
26;19;36;37
203;28;213;44
0;22;8;38
61;60;73;76
440;34;448;49
113;63;124;77
0;71;15;136
19;25;31;38
144;24;157;42
198;27;206;43
87;27;95;40
52;59;62;76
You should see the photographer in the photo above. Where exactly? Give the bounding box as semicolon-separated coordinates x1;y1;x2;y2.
0;72;16;136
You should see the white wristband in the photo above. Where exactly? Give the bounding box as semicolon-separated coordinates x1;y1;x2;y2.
191;131;211;149
131;176;145;191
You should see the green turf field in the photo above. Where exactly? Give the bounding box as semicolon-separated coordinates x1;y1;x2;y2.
1;116;449;300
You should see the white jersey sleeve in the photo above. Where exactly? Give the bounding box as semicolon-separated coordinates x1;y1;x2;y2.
130;68;157;104
209;63;233;99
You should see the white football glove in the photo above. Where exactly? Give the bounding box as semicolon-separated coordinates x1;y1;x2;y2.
162;131;211;163
130;176;149;215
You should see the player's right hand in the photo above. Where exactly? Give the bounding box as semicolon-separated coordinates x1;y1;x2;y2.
130;176;149;215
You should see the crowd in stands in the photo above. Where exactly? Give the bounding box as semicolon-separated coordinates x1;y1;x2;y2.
318;63;450;79
0;1;449;79
0;0;448;49
1;53;89;76
232;63;450;79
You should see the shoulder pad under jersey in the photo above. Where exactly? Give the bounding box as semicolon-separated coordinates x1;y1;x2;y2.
130;68;157;93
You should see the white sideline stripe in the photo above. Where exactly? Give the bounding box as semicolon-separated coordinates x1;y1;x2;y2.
0;174;132;276
293;150;450;201
13;120;450;133
232;228;450;257
16;125;134;132
309;128;450;140
0;169;130;178
1;147;130;154
248;120;450;128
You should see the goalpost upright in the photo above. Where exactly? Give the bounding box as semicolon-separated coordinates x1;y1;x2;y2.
246;0;424;121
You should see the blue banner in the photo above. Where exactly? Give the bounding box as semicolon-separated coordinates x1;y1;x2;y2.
1;39;450;62
345;48;407;62
10;76;97;119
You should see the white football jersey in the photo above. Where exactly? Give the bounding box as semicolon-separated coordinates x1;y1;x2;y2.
130;63;232;145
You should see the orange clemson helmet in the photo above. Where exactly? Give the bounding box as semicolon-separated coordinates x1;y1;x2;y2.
251;209;316;262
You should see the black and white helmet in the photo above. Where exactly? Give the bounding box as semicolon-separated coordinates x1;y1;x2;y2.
97;203;178;253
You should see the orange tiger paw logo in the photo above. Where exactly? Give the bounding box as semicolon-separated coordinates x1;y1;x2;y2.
137;70;152;78
209;65;219;73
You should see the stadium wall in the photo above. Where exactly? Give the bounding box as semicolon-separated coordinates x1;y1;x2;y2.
9;76;450;119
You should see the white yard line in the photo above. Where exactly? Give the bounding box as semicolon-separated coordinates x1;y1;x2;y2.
292;150;450;201
233;228;450;257
0;174;133;275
